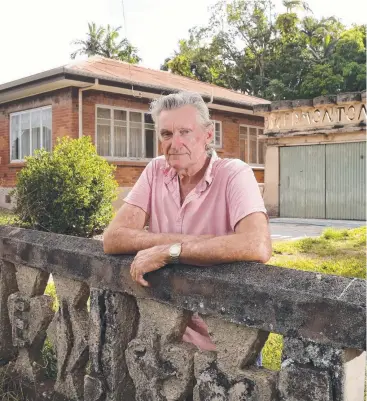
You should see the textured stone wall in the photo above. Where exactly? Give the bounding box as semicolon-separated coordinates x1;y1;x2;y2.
0;226;365;400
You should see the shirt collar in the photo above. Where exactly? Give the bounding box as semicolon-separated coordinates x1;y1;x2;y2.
163;150;219;185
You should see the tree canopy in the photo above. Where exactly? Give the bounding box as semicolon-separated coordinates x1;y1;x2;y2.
161;0;366;100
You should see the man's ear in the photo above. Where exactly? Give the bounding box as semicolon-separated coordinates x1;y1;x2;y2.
206;125;214;144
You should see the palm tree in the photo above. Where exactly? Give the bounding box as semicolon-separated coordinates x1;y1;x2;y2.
301;17;343;62
70;22;105;59
282;0;312;13
71;23;141;64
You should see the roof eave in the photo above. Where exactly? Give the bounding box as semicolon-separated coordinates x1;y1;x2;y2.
0;66;267;111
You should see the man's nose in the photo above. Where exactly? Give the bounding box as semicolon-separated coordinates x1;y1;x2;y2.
171;131;183;148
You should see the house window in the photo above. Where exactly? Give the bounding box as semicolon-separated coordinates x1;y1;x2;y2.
96;106;156;159
239;125;266;166
10;106;52;161
212;121;222;148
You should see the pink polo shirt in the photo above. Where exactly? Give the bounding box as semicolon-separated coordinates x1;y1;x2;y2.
124;151;267;349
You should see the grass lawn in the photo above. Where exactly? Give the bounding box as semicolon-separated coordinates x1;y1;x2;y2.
262;226;366;371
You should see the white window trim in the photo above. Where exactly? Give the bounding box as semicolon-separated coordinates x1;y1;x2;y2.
239;124;265;168
212;120;223;149
9;105;52;163
95;105;158;161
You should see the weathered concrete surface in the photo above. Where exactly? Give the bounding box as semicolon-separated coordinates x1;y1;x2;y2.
278;363;332;401
126;299;195;401
281;337;366;401
194;317;277;401
85;289;138;401
0;226;365;350
0;260;18;362
203;317;268;378
6;264;53;382
48;275;89;400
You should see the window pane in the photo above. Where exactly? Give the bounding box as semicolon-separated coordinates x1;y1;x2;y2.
114;109;127;121
21;112;31;158
239;126;248;162
97;125;111;156
31;110;41;155
11;115;20;160
114;123;127;157
145;130;155;158
97;108;111;119
42;108;52;152
249;127;257;164
97;108;111;156
144;113;155;158
215;122;221;147
258;129;266;164
129;112;142;157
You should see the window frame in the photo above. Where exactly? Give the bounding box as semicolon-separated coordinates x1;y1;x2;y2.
95;105;158;161
9;105;52;163
239;124;266;168
212;120;223;149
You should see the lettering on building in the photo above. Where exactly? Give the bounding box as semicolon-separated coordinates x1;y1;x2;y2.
265;103;367;131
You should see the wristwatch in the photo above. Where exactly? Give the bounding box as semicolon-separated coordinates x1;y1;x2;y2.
169;243;182;264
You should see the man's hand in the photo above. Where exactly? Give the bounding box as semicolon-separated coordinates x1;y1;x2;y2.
130;244;171;287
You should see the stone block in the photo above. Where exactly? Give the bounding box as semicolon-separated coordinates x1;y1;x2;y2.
278;363;332;401
0;260;18;362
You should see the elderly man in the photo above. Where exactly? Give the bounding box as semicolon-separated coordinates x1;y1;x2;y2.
103;91;272;351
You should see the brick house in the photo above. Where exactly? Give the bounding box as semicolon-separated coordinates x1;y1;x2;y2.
0;57;270;209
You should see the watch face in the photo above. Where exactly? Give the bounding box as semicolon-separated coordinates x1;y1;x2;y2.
170;244;181;257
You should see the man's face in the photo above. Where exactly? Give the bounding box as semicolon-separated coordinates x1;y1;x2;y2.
158;105;212;171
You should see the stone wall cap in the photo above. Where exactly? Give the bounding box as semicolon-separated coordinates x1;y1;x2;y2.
0;226;365;349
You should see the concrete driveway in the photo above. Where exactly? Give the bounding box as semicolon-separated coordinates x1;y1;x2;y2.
269;218;366;241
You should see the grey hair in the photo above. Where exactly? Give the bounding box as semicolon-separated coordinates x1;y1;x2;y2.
149;91;214;153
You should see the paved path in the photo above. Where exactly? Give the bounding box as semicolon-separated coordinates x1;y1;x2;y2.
269;218;366;241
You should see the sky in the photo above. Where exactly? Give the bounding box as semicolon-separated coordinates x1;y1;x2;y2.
0;0;366;85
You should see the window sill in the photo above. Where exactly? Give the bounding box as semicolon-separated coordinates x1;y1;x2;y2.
107;159;150;167
249;165;265;170
8;162;26;168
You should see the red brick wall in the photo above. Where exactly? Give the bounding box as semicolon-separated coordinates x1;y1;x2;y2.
210;110;265;182
0;88;77;186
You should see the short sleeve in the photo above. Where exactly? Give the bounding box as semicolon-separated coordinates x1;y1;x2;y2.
227;162;267;231
123;160;154;215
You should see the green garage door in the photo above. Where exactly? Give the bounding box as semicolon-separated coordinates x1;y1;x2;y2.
280;142;366;220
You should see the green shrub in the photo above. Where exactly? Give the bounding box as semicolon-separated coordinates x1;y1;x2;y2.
11;136;117;237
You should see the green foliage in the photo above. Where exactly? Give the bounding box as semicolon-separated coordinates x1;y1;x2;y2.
71;22;141;64
12;136;118;237
41;338;57;379
45;281;59;311
0;209;17;226
262;333;283;371
162;0;366;100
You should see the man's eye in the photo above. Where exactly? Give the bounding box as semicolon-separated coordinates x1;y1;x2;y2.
162;132;172;139
180;130;190;135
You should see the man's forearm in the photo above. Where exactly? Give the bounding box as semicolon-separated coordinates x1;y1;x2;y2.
180;233;271;266
103;228;214;254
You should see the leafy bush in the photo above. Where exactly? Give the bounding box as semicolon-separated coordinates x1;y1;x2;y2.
11;136;117;237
